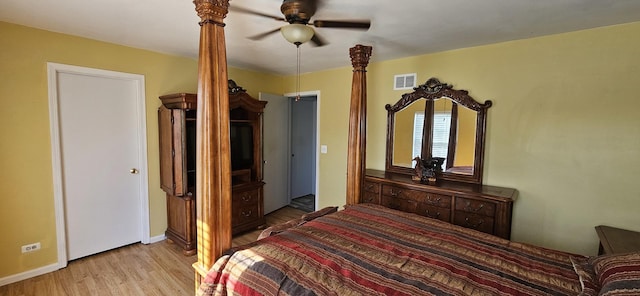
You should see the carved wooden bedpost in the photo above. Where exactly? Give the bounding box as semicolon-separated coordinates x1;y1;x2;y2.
346;45;372;205
192;0;232;290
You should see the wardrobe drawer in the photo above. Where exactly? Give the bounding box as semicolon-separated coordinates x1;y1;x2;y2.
233;188;259;205
233;204;260;225
455;197;496;217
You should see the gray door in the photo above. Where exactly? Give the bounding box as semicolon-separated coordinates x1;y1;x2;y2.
260;93;290;214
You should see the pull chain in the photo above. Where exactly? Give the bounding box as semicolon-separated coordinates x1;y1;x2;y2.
296;44;301;101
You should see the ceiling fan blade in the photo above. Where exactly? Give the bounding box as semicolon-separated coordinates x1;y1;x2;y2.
311;20;371;30
247;27;282;41
229;5;286;22
310;33;327;47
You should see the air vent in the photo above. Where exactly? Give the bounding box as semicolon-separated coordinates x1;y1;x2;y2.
393;73;417;90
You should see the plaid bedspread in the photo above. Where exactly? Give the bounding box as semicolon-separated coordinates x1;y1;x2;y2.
198;203;583;295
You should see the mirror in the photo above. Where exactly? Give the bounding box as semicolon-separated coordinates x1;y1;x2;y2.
385;78;492;184
392;100;478;174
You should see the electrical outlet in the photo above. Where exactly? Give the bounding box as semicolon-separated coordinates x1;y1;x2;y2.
21;242;41;253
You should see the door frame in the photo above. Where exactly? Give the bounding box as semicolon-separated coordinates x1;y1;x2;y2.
284;90;320;210
47;63;150;268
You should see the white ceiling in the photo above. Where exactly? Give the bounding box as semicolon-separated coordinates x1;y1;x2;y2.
2;0;640;75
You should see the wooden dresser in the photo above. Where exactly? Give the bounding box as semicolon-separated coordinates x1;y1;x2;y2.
363;169;517;239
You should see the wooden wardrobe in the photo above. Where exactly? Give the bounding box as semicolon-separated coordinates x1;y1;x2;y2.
158;82;266;255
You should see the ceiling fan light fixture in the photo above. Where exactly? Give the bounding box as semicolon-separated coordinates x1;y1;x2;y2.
280;24;314;46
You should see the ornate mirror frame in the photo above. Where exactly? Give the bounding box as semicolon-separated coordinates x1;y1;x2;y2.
385;78;492;184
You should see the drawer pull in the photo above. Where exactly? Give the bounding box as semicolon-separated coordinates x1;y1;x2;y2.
365;184;374;190
364;196;374;203
389;189;401;197
426;196;442;204
424;210;441;219
242;194;252;202
464;217;484;229
241;210;253;217
464;201;484;212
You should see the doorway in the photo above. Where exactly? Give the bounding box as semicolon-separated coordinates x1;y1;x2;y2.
288;95;317;213
261;92;318;214
47;63;149;266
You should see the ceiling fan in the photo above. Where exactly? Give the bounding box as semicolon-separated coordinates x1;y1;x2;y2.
230;0;371;47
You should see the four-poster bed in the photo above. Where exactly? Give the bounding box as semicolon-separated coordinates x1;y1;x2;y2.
189;1;637;295
189;0;375;283
192;0;232;287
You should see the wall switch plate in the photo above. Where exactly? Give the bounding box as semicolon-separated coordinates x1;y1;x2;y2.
21;242;41;253
321;145;327;154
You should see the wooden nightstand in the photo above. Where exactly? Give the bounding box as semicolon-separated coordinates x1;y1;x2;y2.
595;225;640;255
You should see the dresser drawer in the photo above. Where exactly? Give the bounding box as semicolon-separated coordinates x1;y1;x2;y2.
382;185;451;207
381;195;418;213
233;188;259;205
363;181;380;193
454;211;494;235
382;185;408;198
455;197;496;217
362;191;380;204
380;184;426;201
416;203;451;222
420;193;451;208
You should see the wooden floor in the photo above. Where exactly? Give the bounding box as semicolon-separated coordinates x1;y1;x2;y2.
0;206;305;296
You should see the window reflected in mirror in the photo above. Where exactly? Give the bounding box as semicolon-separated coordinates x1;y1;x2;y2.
411;106;453;170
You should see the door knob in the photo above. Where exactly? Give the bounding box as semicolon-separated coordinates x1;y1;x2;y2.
130;168;139;174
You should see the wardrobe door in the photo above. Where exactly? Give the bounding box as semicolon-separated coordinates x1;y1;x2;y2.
159;106;187;196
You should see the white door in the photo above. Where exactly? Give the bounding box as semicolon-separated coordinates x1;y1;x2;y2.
289;96;317;199
260;93;290;214
49;64;148;261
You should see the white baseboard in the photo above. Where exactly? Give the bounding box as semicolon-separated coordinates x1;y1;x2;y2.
0;263;61;287
148;234;166;244
1;236;166;287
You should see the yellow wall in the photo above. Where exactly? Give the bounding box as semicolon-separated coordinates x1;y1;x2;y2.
0;21;282;278
227;68;284;98
3;18;640;280
454;106;477;167
392;102;423;166
281;69;353;215
292;21;640;256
